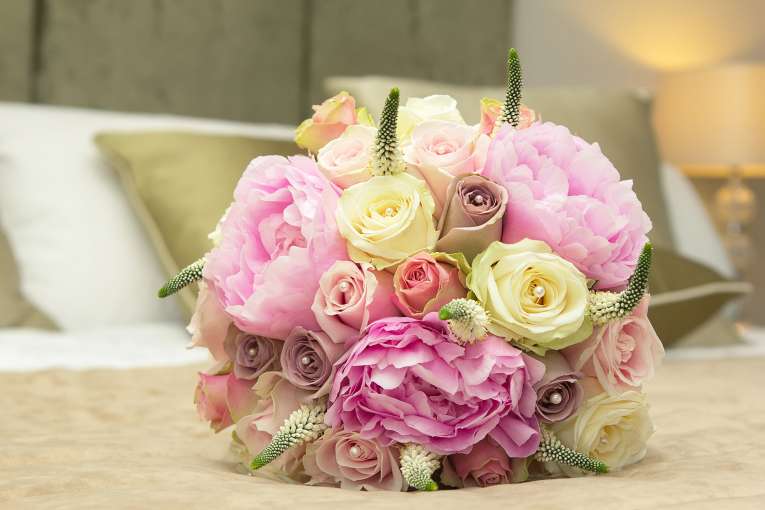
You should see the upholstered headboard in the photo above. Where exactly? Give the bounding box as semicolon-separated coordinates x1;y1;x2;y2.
0;0;514;125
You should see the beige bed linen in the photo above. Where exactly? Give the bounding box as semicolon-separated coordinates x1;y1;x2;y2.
2;358;764;510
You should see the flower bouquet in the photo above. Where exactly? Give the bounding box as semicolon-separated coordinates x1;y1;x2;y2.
160;49;664;491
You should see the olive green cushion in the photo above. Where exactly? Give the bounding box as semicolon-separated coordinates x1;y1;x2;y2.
95;132;299;317
648;247;750;347
0;228;57;329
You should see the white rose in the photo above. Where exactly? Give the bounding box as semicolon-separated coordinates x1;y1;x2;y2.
549;388;654;475
398;95;465;140
467;239;592;354
317;125;376;189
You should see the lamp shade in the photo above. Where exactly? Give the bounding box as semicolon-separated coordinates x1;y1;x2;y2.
654;64;765;177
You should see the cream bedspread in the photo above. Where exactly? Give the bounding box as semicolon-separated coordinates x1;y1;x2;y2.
2;358;764;510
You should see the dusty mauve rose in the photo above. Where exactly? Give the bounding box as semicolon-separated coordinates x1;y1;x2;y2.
223;331;281;381
563;295;664;395
194;369;258;432
533;351;583;424
404;120;490;215
312;261;399;345
303;428;406;491
479;98;538;136
281;327;346;399
187;281;231;361
435;174;508;261
441;437;528;488
392;251;469;319
236;372;313;481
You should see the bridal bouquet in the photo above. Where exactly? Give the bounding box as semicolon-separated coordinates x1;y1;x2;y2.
160;49;664;491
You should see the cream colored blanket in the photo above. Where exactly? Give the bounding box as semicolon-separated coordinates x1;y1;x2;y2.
2;358;764;510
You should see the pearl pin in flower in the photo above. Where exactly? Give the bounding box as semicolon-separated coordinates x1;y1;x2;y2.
247;347;257;357
338;281;350;292
533;285;546;299
548;391;562;405
301;355;312;366
349;445;361;458
472;194;485;205
385;207;394;217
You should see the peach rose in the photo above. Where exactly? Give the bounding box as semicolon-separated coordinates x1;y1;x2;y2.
563;295;664;395
479;97;538;136
404;120;489;215
303;428;405;491
392;251;469;319
311;260;399;345
295;91;360;153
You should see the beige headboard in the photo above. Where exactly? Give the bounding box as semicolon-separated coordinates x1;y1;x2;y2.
0;0;513;125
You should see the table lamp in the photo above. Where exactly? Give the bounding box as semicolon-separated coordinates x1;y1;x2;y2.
654;63;765;272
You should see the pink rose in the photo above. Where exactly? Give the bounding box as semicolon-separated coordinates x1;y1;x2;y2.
404;120;490;215
563;296;664;395
312;261;399;345
187;281;231;361
295;91;360;153
317;125;376;189
303;428;406;491
280;327;346;399
194;369;258;432
236;372;313;478
327;314;545;456
479;98;537;136
441;437;527;488
483;122;652;289
204;155;348;340
392;252;468;319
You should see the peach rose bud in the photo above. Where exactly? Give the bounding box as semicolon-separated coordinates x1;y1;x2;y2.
295;91;359;153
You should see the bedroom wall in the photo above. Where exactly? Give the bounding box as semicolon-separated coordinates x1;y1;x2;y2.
0;0;514;124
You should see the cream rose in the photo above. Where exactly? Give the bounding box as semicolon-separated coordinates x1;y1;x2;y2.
335;173;438;269
317;125;376;189
549;388;653;475
467;239;591;354
398;94;465;140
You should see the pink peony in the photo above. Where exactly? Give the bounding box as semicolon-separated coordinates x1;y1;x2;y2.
326;314;545;456
563;295;664;395
303;428;405;491
204;155;348;340
194;370;258;432
482;122;652;289
392;252;467;319
311;261;399;345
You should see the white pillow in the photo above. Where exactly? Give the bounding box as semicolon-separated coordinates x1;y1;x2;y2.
0;102;295;331
660;163;736;278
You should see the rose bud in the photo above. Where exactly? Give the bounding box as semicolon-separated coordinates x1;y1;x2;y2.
441;437;529;488
435;174;508;262
281;327;346;399
533;350;583;424
392;251;469;319
223;330;282;381
312;261;399;345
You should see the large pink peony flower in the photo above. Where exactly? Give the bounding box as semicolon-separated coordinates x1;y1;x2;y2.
482;122;652;289
204;155;348;339
326;314;545;456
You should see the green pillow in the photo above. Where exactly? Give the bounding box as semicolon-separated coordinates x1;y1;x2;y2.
0;228;57;329
648;247;750;346
95;132;300;317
